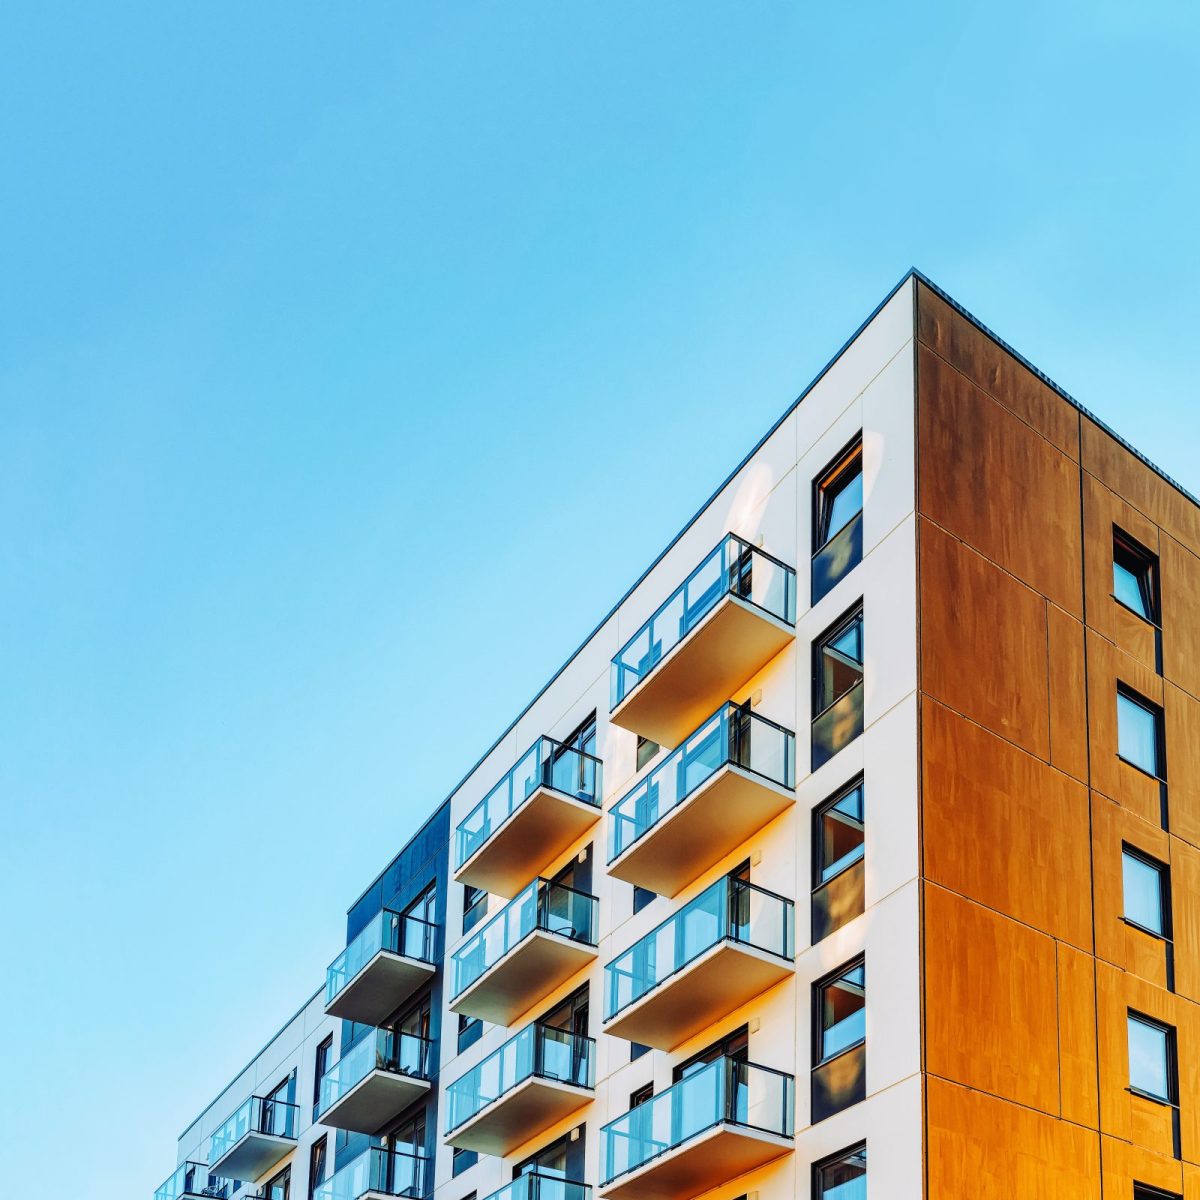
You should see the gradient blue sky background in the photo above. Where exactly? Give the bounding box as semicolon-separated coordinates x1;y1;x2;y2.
2;2;1198;1194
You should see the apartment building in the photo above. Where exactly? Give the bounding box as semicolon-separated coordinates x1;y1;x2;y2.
153;271;1200;1200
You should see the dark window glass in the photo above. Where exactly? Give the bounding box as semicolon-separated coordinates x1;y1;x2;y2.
263;1167;291;1200
1128;1012;1175;1102
452;1150;478;1177
636;736;659;771
815;1144;866;1200
818;961;866;1062
1117;689;1163;778
462;885;487;935
513;1127;585;1181
633;886;656;915
816;441;864;549
314;1036;333;1105
630;1041;650;1062
674;1026;748;1081
458;1014;483;1054
629;1083;653;1108
815;779;865;884
1135;1187;1181;1200
1123;848;1168;937
308;1137;328;1200
1114;531;1158;622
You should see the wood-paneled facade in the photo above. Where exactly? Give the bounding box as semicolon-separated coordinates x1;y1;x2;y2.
916;280;1200;1198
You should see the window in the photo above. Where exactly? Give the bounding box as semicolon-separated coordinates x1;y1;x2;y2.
815;778;865;885
263;1168;291;1200
458;1013;483;1054
812;777;865;942
313;1036;332;1107
308;1137;328;1200
636;736;659;771
1128;1012;1176;1103
817;961;866;1063
812;438;864;603
812;606;864;770
513;1126;585;1181
1134;1186;1181;1200
814;1144;866;1200
629;1082;654;1108
1123;847;1169;937
630;1041;650;1062
633;886;656;915
462;885;487;935
1114;530;1158;623
1117;688;1164;779
452;1149;478;1177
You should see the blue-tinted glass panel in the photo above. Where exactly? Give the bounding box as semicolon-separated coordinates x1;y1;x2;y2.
1128;1014;1172;1101
1117;692;1161;776
1114;559;1150;618
1123;850;1166;936
817;783;864;884
816;1146;867;1200
819;962;865;1061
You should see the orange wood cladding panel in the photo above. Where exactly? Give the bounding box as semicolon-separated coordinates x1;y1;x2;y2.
1167;681;1200;852
1047;602;1089;782
918;519;1051;760
1082;471;1160;672
924;883;1061;1114
1171;838;1200;1006
1102;1135;1186;1198
916;282;1081;460
1058;941;1100;1128
922;697;1092;950
926;1076;1100;1200
917;342;1083;617
1161;533;1200;701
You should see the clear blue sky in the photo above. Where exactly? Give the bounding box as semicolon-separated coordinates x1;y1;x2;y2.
1;2;1197;1194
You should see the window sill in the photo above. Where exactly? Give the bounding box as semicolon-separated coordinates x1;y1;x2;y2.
1111;593;1161;629
1116;754;1165;784
1127;1086;1178;1110
815;1038;866;1069
1119;916;1171;943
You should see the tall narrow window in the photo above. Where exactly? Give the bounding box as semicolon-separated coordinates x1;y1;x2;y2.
636;735;659;771
1123;847;1169;937
814;1144;867;1200
811;958;866;1122
812;437;864;603
307;1137;328;1200
1128;1012;1175;1104
313;1035;332;1109
462;885;487;935
812;777;865;942
1114;530;1159;623
1117;688;1164;779
812;606;865;770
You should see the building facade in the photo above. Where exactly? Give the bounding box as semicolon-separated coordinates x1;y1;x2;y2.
155;273;1200;1200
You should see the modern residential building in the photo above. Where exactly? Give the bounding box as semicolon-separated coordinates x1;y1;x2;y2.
154;270;1200;1200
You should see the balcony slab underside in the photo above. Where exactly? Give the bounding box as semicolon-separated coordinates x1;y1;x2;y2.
450;931;597;1026
608;766;794;898
610;596;794;749
455;788;601;899
605;940;793;1051
321;1070;432;1135
446;1076;594;1156
326;954;437;1025
600;1123;793;1200
209;1132;294;1185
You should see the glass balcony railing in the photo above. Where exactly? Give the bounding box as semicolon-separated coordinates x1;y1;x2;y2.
317;1029;433;1118
601;1057;794;1184
608;704;795;862
481;1173;590;1200
456;737;603;869
446;1021;595;1133
452;878;598;998
154;1162;230;1200
326;910;438;1008
208;1094;298;1162
605;876;794;1020
610;535;797;709
312;1147;428;1200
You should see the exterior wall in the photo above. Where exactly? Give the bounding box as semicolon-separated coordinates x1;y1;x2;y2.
915;280;1200;1199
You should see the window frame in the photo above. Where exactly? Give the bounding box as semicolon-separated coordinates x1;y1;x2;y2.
1127;1010;1177;1105
813;956;867;1067
813;436;864;552
1116;686;1166;781
813;604;865;719
813;775;865;888
1113;527;1160;625
812;1142;867;1200
1121;844;1171;940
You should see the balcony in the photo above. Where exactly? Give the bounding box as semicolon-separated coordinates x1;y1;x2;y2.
445;1021;595;1155
326;910;438;1025
154;1162;231;1200
317;1029;433;1134
455;737;603;898
607;705;795;897
311;1147;428;1200
610;536;796;748
604;876;794;1050
600;1058;794;1200
450;878;598;1025
481;1174;590;1200
208;1094;298;1183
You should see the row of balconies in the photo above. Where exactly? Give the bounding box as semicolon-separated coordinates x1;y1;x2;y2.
165;534;822;1200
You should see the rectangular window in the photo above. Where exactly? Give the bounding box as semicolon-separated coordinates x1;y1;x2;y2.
1117;688;1165;779
636;735;659;772
462;885;487;935
452;1150;478;1177
812;777;865;943
812;437;864;603
814;1144;867;1200
629;1082;653;1108
633;886;656;915
817;960;866;1062
263;1167;291;1200
1128;1012;1176;1103
630;1041;650;1062
812;606;865;770
458;1013;483;1054
1114;530;1159;623
307;1137;328;1200
313;1036;332;1107
1123;847;1169;937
